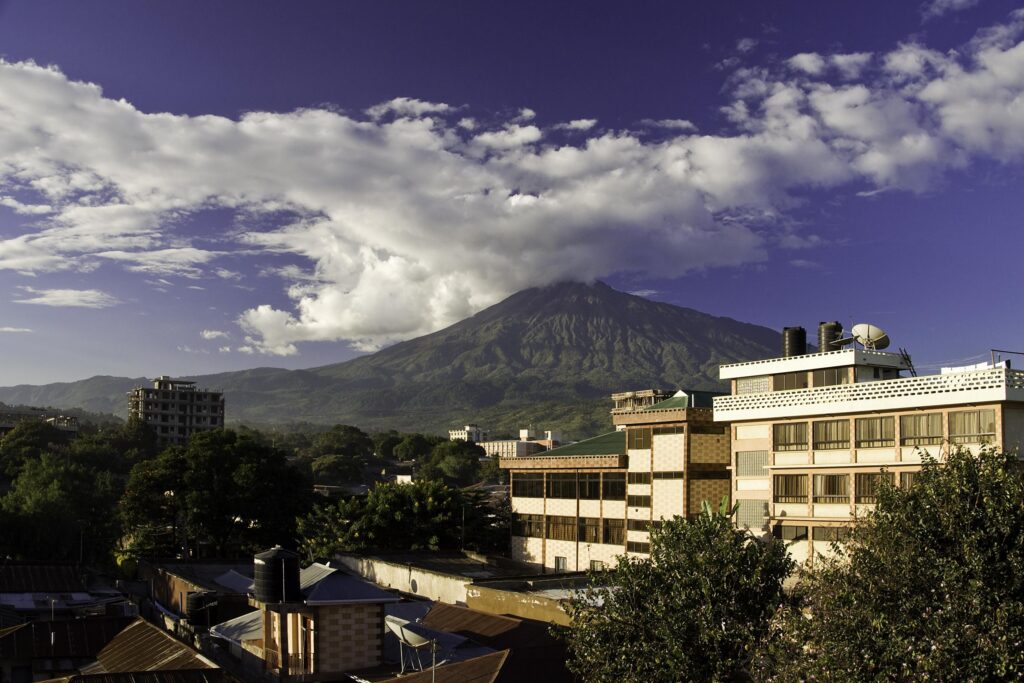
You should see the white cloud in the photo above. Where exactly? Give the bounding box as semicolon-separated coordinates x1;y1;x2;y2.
556;119;598;131
629;289;658;297
0;13;1022;355
218;345;231;353
737;38;758;54
0;196;51;214
640;118;698;131
201;329;229;340
922;0;980;20
0;326;32;333
13;286;119;308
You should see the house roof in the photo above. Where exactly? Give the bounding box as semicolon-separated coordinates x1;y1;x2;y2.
40;669;223;683
0;616;134;660
536;431;625;457
377;650;508;683
300;564;399;605
0;564;86;593
82;618;217;674
208;610;262;645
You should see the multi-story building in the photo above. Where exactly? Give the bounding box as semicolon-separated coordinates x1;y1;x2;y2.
714;326;1024;566
478;439;547;459
129;376;225;446
449;424;487;443
500;389;729;572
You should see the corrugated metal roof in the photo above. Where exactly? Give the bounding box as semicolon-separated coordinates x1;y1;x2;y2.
42;669;223;683
0;565;85;592
0;616;134;659
86;618;217;673
208;611;261;645
536;431;625;457
377;650;508;683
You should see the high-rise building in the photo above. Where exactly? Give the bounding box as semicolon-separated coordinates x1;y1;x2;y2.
128;376;225;446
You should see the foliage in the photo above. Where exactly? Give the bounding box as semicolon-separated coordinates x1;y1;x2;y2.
415;439;484;487
0;420;71;478
120;429;313;557
393;433;444;461
310;453;364;485
760;449;1024;682
372;430;403;459
311;424;375;458
298;480;508;560
561;502;794;683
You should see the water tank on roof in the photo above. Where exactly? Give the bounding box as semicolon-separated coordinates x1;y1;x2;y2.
254;546;301;604
185;591;217;625
818;321;843;353
782;326;807;357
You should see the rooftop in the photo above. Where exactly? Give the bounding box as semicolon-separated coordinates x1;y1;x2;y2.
719;348;910;379
644;389;721;411
535;431;625;457
81;618;217;674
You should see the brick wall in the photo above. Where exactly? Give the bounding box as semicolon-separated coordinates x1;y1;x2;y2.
315;603;384;674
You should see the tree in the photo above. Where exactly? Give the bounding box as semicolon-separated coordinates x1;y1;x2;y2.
561;502;794;683
372;430;403;460
417;440;484;487
393;433;443;461
310;453;363;485
0;420;70;478
760;449;1024;682
311;424;374;459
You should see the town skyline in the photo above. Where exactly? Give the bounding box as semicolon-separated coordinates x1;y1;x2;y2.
1;0;1023;385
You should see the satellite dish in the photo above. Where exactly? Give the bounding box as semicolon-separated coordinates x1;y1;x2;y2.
851;323;890;350
832;336;857;347
385;615;432;649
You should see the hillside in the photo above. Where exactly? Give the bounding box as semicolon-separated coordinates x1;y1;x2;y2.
0;282;782;438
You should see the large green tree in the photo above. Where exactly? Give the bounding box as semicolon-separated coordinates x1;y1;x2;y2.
417;439;485;487
761;448;1024;682
561;503;794;683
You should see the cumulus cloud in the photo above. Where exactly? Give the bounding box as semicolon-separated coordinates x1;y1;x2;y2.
13;286;120;308
0;326;32;333
0;12;1022;354
640;118;698;131
201;329;229;340
556;119;598;131
923;0;981;20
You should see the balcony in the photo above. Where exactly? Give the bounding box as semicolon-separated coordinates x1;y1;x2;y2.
714;368;1024;422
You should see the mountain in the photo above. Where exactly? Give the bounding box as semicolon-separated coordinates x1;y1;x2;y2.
0;282;783;438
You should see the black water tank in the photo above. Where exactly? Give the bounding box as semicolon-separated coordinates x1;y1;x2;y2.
782;326;807;357
185;591;216;625
254;546;301;604
818;321;843;353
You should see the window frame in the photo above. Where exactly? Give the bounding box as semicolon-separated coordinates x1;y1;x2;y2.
855;416;895;449
899;413;943;447
854;472;893;504
948;409;996;445
773;422;808;452
813;473;849;504
812;419;851;450
773;474;808;504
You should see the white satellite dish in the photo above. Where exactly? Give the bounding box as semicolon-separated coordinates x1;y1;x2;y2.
852;323;890;350
385;615;432;649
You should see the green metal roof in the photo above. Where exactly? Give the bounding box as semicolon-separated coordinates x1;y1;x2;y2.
644;389;722;411
540;430;626;457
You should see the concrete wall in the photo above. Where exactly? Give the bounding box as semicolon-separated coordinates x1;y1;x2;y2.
465;585;570;626
335;556;469;605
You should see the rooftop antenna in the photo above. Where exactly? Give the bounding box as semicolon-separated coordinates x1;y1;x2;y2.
851;323;890;351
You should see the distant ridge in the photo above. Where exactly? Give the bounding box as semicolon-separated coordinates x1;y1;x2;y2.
0;282;782;438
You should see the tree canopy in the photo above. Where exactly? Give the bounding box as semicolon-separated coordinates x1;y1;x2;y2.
561;502;794;683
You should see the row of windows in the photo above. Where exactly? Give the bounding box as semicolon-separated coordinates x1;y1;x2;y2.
772;410;995;451
773;472;914;504
627;495;651;508
626;541;651;553
773;525;851;542
625;471;688;483
512;514;626;545
511;472;627;500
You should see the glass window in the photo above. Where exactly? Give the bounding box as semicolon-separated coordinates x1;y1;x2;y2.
812;526;851;542
627;472;652;484
602;518;625;545
511;473;544;498
773;372;809;391
628;428;652;450
812;367;850;387
774;474;808;503
735;499;769;530
546;473;577;499
627;495;652;508
900;413;943;446
653;471;685;479
900;471;918;489
813;474;849;504
578;517;601;543
856;417;895;448
855;472;893;504
653;425;685;435
736;375;771;394
511;513;544;537
736;450;770;477
813;420;850;450
627;519;653;531
774;422;808;451
578;473;601;500
773;525;808;541
626;541;651;553
546;516;577;541
949;409;996;444
602;473;626;501
554;556;567;571
590;560;605;571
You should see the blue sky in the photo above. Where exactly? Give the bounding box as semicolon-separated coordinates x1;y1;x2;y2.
1;0;1023;385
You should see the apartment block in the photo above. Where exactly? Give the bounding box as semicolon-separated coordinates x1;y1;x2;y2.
500;389;729;572
714;329;1024;566
129;376;225;447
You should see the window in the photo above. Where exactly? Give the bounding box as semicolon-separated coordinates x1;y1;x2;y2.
735;500;768;530
949;409;996;444
546;516;577;541
653;471;685;479
590;560;605;571
813;474;849;504
511;473;544;498
855;472;893;504
511;514;544;537
774;422;808;451
813;420;850;450
627;519;653;531
812;367;850;387
546;473;577;499
900;471;918;489
773;525;808;541
627;472;652;484
626;541;651;553
554;556;567;571
578;517;601;543
812;526;851;543
856;416;895;448
900;413;943;446
736;375;771;394
602;518;625;545
736;451;770;477
628;428;652;450
774;474;808;503
653;425;685;435
773;371;808;391
627;495;651;508
602;473;626;501
578;473;601;500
